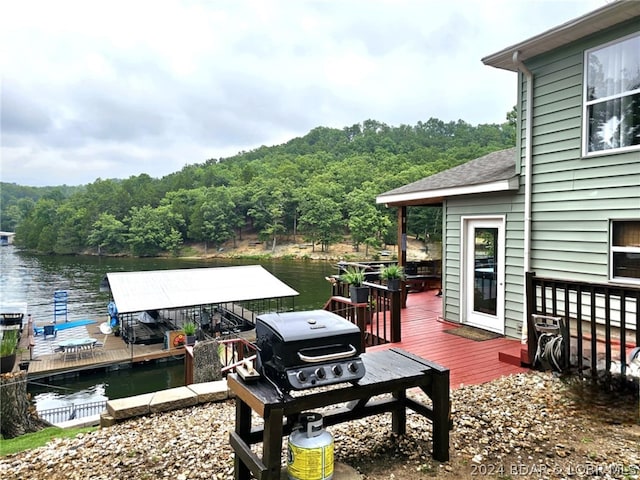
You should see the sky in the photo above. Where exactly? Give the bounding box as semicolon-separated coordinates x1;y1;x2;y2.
1;0;607;187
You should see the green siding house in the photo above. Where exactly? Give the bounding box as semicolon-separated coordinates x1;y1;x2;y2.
377;1;640;343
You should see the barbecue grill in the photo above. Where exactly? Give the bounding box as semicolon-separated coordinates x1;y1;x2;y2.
255;310;365;391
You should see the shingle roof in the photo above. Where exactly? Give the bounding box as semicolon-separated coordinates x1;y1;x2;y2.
483;1;640;72
377;147;518;206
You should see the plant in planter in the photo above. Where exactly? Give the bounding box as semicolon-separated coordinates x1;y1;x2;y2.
0;329;19;374
380;264;405;290
340;266;368;304
183;321;197;346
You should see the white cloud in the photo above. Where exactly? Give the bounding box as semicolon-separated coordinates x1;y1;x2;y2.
1;0;606;186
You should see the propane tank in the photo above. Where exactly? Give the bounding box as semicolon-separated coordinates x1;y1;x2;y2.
287;412;334;480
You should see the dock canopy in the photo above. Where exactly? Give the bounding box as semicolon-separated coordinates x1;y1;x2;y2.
105;265;299;314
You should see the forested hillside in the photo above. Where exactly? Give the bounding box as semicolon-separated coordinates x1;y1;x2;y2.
5;116;515;256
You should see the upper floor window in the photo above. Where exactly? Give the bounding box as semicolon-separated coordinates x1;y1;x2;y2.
611;220;640;284
584;33;640;155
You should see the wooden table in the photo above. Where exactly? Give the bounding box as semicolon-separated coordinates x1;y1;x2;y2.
228;348;451;480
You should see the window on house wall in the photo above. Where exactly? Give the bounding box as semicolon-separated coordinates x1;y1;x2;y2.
584;33;640;155
611;220;640;283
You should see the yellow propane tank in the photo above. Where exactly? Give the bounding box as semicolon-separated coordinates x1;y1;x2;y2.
287;412;334;480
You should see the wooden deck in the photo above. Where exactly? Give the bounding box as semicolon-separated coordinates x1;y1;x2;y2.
22;326;183;379
21;289;527;387
369;289;528;388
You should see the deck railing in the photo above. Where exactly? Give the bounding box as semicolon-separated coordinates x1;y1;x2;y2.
526;272;640;381
39;400;107;425
325;280;401;347
184;337;258;385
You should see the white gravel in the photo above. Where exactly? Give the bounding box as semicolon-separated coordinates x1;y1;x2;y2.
1;371;638;480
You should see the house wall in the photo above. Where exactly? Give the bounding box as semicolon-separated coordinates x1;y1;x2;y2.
521;18;640;284
443;191;523;339
442;18;640;340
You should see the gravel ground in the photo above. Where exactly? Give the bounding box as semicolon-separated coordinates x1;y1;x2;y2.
1;371;638;480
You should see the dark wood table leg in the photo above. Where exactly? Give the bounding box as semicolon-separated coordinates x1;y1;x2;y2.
430;369;450;462
391;390;407;435
234;398;252;480
262;406;285;480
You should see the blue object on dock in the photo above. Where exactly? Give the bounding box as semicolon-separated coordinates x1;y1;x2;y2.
108;301;118;327
34;319;96;335
54;290;68;323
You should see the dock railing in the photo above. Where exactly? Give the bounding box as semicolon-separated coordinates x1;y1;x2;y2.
526;272;639;382
38;400;107;425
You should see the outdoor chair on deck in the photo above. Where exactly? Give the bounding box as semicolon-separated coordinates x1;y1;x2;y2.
43;325;57;340
93;334;108;356
50;343;64;358
199;309;212;332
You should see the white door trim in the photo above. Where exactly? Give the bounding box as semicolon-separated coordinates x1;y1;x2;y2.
460;215;505;334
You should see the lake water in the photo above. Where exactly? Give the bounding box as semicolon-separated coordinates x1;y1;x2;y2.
0;246;338;410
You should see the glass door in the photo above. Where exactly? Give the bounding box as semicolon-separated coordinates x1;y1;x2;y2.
463;217;505;334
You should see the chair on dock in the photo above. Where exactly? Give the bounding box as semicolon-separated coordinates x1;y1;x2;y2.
43;325;57;340
50;343;64;358
93;334;108;355
199;309;212;332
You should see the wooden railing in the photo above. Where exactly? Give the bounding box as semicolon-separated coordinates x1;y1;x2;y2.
184;337;257;385
526;272;639;381
325;280;402;347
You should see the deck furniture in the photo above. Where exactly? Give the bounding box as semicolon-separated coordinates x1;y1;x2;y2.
57;338;97;361
42;325;57;340
93;334;109;355
228;348;451;480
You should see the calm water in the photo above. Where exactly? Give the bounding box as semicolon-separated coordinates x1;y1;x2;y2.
0;246;337;409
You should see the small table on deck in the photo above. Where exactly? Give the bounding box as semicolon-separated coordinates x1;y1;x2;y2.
228;348;451;480
57;338;97;361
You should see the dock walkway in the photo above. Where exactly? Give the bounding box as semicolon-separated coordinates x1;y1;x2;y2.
23;321;180;379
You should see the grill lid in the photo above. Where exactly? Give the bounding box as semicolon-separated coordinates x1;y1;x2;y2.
257;310;359;342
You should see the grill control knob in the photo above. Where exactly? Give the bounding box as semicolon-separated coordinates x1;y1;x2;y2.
347;362;359;374
332;365;343;376
315;367;326;379
296;371;307;383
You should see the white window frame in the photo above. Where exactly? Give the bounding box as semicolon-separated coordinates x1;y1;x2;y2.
610;220;640;285
582;32;640;157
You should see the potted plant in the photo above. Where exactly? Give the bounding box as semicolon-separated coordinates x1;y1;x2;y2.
0;329;19;374
183;321;197;346
340;266;368;304
380;264;405;291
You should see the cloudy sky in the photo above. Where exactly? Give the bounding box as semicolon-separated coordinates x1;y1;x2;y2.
1;0;606;187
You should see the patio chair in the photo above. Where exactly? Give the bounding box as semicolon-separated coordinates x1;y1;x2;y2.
93;334;108;355
43;324;57;340
50;343;64;358
199;309;211;332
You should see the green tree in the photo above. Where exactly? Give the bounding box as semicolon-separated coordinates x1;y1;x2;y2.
126;205;184;256
189;187;236;253
87;213;127;254
347;189;392;256
298;181;345;252
53;204;88;254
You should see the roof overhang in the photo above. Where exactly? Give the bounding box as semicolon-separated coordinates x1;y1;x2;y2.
105;265;299;314
482;1;640;71
376;177;519;207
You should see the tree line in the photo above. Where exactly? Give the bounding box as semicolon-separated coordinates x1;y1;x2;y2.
3;116;516;256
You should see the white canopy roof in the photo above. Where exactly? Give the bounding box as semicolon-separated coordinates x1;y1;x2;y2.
106;265;299;314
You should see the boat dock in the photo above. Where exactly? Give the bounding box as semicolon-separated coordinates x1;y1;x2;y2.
21;320;183;380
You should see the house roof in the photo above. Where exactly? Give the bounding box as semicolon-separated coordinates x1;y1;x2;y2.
105;265;299;314
482;1;640;71
376;148;518;207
